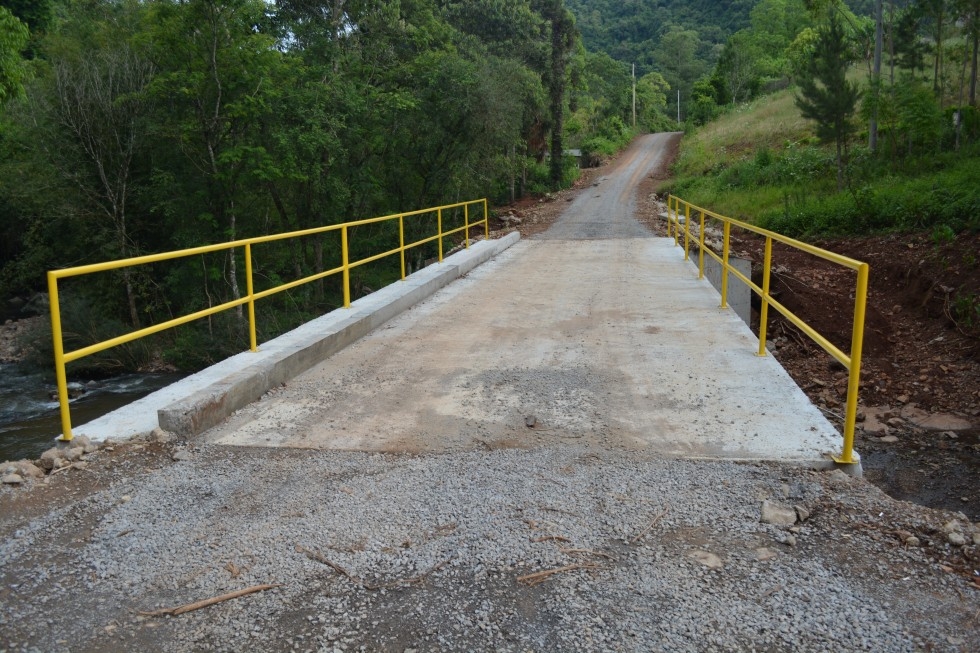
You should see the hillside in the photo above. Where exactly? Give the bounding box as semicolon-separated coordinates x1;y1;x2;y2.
566;0;756;69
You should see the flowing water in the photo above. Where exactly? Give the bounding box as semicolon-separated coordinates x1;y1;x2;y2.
0;364;182;461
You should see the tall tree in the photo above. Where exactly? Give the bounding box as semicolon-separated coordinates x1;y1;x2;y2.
796;10;861;190
53;46;155;328
535;0;576;189
870;0;883;151
0;6;28;106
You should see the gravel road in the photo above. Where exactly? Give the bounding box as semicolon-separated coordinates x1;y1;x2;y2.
2;133;979;652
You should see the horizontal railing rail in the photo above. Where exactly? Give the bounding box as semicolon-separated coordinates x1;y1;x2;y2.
666;195;868;465
49;199;489;441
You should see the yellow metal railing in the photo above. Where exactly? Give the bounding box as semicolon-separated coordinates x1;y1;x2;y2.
48;199;489;441
666;195;868;465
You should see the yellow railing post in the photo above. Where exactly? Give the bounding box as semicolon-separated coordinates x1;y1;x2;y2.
464;203;470;248
720;221;730;309
674;200;681;247
698;210;705;280
683;204;691;261
483;199;489;239
341;225;351;308
399;215;406;280
48;272;73;442
757;237;773;357
666;196;673;238
437;208;444;262
835;263;869;465
245;244;258;352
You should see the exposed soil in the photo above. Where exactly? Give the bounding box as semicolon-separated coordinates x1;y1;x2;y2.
496;133;980;521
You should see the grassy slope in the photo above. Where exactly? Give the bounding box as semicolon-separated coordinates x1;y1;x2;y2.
667;81;980;237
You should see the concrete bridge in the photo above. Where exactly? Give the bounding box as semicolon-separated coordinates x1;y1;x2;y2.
74;133;849;470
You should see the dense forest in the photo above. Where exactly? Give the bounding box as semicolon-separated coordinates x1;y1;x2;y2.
2;0;979;374
0;0;671;372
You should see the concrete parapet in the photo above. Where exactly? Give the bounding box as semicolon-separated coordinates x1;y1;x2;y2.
71;232;520;441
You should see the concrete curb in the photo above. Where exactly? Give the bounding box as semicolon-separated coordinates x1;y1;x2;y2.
72;232;520;441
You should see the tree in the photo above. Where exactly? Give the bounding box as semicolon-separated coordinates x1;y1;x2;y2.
53;46;155;328
534;0;576;189
717;31;762;104
795;10;861;190
869;0;883;152
0;6;28;106
654;26;706;121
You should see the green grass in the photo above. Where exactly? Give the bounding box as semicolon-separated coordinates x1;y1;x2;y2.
666;80;980;236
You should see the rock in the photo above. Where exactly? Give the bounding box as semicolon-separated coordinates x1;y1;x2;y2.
524;416;537;428
761;500;798;527
784;534;797;547
886;417;904;428
39;447;62;470
73;461;89;470
947;532;967;547
83;444;99;454
943;520;962;534
688;550;723;569
151;427;175;444
973;533;980;546
2;461;44;479
172;449;194;462
63;447;85;462
826;469;851;483
754;547;778;562
72;435;91;448
880;435;899;443
2;473;24;485
794;505;810;523
905;536;921;547
896;395;910;404
942;431;958;439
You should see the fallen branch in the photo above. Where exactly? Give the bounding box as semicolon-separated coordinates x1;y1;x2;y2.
759;584;783;601
297;544;449;591
531;535;571;543
516;563;601;587
297;545;365;584
559;548;618;561
630;506;670;544
138;584;282;617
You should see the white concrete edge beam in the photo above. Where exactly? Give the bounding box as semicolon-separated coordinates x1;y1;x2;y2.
70;232;520;442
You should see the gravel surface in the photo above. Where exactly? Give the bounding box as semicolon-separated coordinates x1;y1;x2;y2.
1;442;979;652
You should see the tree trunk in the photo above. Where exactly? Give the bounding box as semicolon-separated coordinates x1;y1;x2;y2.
870;0;883;153
971;29;978;106
836;139;844;192
228;199;243;325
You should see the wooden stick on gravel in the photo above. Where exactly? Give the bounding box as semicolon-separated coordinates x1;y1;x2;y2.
296;545;365;584
138;584;282;617
531;535;571;543
516;563;601;587
630;506;670;544
559;548;618;561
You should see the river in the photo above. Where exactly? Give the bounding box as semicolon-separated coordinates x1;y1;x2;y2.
0;364;183;461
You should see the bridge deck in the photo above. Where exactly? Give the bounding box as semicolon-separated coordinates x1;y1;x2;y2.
203;235;845;466
78;133;851;469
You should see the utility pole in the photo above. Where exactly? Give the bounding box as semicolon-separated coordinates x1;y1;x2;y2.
631;63;636;128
